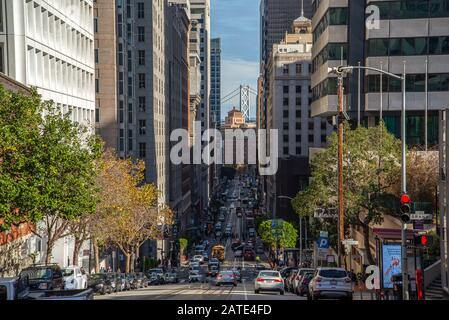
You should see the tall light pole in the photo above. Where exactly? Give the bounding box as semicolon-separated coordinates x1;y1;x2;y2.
329;65;408;299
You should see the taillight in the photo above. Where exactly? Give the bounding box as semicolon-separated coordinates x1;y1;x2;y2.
274;279;283;283
256;278;264;282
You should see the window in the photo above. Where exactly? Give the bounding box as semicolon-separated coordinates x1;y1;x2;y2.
0;285;7;301
296;64;302;74
137;2;145;19
138;50;145;65
128;103;133;124
321;121;327;130
95;79;99;93
139;96;146;112
309;122;314;130
283;98;289;106
119;100;124;123
283;147;289;155
296;135;301;142
296;110;301;118
283;86;289;94
139;143;146;158
309;135;314;143
283;110;289;118
139;73;146;88
283;65;289;74
283;135;289;142
139;120;146;135
95;108;100;123
296;97;302;106
296;147;302;155
128;130;133;152
95;49;99;63
283;122;289;130
138;26;145;42
296;123;301;130
321;135;327;143
296;85;301;94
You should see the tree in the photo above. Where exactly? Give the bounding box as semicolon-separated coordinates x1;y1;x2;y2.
32;104;101;264
258;220;297;265
0;87;44;228
93;150;173;273
292;122;402;265
179;238;188;264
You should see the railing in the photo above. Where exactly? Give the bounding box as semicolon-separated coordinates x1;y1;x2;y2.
424;259;441;289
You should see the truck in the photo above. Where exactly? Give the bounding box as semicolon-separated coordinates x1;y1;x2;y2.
211;245;226;262
0;276;94;300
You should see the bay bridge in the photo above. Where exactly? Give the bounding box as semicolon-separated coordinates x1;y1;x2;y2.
220;85;258;123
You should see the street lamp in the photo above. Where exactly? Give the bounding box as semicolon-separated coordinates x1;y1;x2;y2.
278;195;303;266
328;63;408;300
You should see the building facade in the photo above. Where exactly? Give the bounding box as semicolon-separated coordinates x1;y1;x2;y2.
266;15;332;222
0;0;95;126
94;0;118;150
211;38;221;125
190;0;211;221
311;0;449;146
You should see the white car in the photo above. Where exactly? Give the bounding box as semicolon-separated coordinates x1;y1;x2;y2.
308;267;353;300
62;266;87;290
254;270;284;295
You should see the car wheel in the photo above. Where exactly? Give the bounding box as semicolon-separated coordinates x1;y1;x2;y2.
280;290;285;296
346;294;353;301
255;290;259;294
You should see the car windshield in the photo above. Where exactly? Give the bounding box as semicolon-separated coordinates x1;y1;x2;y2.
319;269;348;278
149;269;163;273
259;271;280;278
220;271;234;275
299;269;314;275
62;268;74;277
21;268;53;280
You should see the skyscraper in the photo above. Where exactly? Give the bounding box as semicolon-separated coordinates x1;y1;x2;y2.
0;0;95;126
311;0;449;146
211;38;221;125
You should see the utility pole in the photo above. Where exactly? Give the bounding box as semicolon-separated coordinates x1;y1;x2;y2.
337;74;345;268
401;61;409;300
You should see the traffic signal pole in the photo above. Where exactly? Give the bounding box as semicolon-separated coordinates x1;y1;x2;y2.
401;62;409;300
337;74;345;268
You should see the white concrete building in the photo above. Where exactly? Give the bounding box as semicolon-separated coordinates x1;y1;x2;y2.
0;0;95;126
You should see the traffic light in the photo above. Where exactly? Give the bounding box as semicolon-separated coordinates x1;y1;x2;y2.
414;234;434;248
400;194;411;223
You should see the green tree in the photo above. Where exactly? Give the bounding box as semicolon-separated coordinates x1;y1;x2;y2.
258;220;297;261
292;122;402;265
179;238;188;264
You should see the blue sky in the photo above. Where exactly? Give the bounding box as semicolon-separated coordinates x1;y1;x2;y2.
211;0;260;119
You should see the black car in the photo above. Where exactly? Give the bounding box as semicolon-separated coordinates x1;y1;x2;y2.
87;274;112;295
19;264;64;291
297;272;314;296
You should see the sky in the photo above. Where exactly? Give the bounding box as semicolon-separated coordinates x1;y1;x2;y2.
210;0;260;120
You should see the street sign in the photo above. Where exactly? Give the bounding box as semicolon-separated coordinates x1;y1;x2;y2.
317;237;329;249
342;239;359;246
320;231;329;237
410;212;433;220
314;208;338;219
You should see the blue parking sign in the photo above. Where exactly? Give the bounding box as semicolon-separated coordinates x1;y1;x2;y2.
317;237;329;249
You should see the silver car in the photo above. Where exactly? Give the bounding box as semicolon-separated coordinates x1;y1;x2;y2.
254;270;284;295
308;267;353;300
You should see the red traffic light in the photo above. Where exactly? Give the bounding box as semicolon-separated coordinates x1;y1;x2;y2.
420;235;428;246
400;194;411;204
414;234;434;247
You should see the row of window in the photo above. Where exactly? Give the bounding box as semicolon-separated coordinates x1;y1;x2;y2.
367;36;449;57
282;121;328;131
282;134;327;144
370;0;449;20
282;97;313;107
312;43;347;73
281;63;312;75
366;73;449;92
313;7;348;42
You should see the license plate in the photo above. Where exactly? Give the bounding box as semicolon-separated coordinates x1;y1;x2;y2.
330;280;337;285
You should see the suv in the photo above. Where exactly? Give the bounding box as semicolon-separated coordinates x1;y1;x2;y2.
19;264;64;291
308;267;353;300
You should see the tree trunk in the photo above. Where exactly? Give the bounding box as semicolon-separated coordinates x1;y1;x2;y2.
362;223;376;265
72;238;82;267
125;253;131;273
45;239;55;265
94;241;100;273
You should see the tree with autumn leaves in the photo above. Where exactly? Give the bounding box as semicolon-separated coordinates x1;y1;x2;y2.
91;150;173;273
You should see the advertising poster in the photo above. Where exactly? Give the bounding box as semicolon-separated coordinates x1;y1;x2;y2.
382;244;402;289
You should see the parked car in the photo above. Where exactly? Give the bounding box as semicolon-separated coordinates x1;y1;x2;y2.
117;273;131;291
234;249;243;258
308;268;353;300
216;271;237;287
19;264;65;291
255;245;265;255
164;272;179;284
189;268;205;283
297;272;314;296
127;273;141;289
286;270;298;292
293;268;315;294
254;270;284;295
62;266;88;290
87;274;112;295
208;265;220;277
136;273;148;288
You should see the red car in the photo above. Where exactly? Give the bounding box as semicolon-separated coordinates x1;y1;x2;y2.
244;248;255;261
